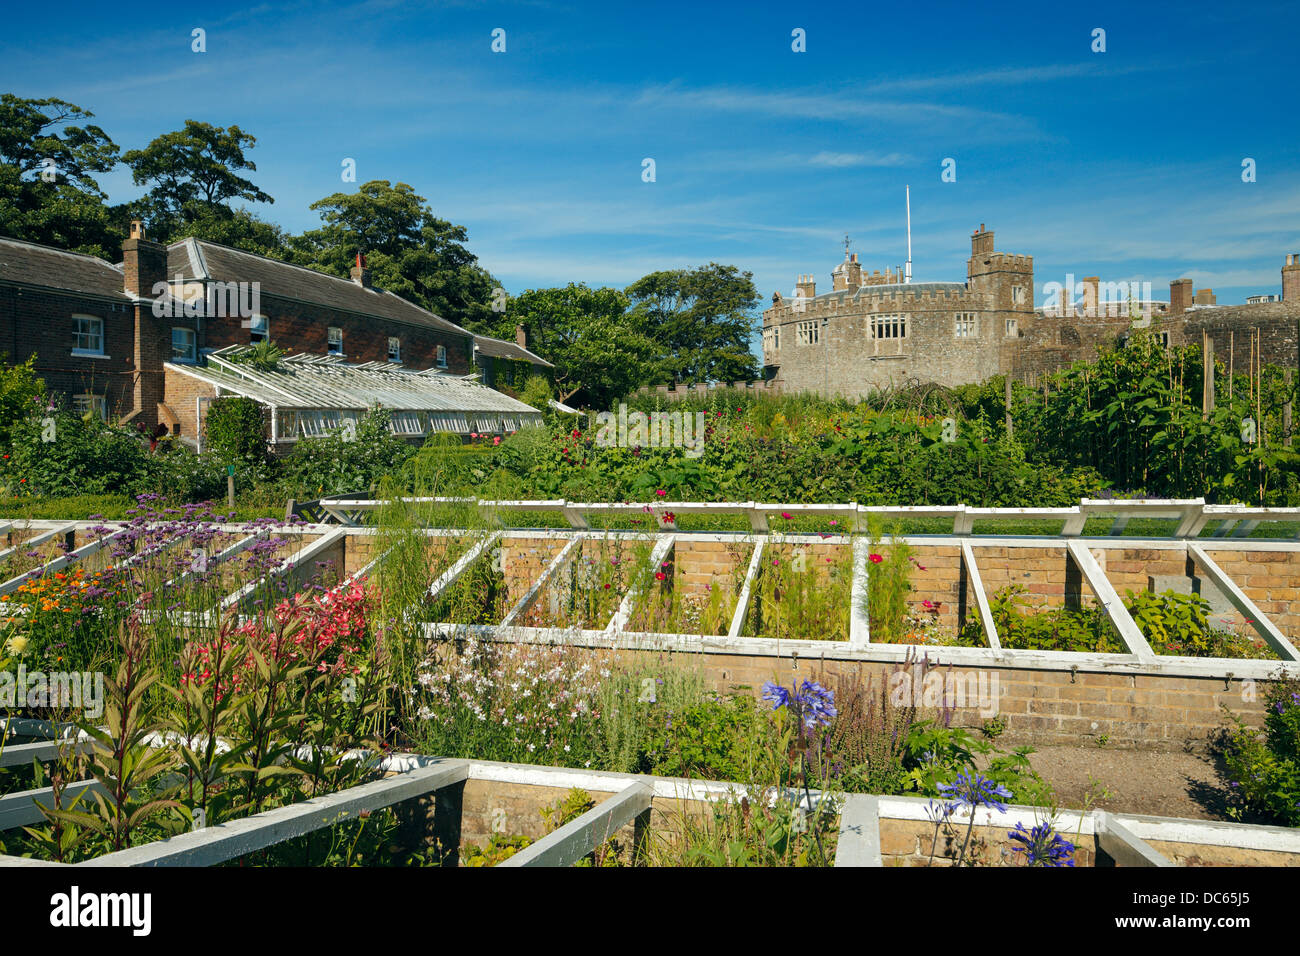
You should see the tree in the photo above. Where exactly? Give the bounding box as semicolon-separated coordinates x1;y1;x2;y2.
291;180;499;329
123;120;273;242
180;205;292;259
0;94;124;257
626;263;761;384
491;284;655;408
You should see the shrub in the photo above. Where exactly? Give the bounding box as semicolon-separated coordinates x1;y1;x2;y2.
1224;677;1300;826
204;396;267;463
279;407;415;497
1;398;154;497
0;356;44;447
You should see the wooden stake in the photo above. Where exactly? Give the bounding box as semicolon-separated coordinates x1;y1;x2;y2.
1005;376;1013;438
1285;369;1293;448
1202;332;1215;417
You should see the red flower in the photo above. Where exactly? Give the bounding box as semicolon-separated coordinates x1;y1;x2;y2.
655;489;666;497
655;571;666;581
868;553;883;564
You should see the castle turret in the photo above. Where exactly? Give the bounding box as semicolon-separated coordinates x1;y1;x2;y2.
967;224;1034;313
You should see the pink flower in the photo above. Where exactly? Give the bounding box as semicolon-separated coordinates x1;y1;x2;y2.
655;489;666;497
781;512;792;520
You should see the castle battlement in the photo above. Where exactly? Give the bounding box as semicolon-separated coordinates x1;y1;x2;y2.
764;285;991;321
977;252;1033;269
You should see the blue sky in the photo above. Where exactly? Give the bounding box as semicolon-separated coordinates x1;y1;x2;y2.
3;0;1298;317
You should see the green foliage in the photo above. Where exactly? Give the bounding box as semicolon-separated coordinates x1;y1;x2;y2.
122;120;274;241
961;585;1123;653
519;374;553;411
2;398;154;497
484;283;654;407
1127;589;1269;658
625;263;761;385
1224;678;1300;826
203;396;266;462
227;340;285;373
641;692;769;780
279;406;415;497
290;180;498;330
0;356;45;446
0;94;125;258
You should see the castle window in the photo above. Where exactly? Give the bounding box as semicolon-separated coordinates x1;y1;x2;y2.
763;325;781;351
388;337;402;362
796;321;819;346
1011;286;1027;306
954;313;977;338
171;327;197;362
871;314;906;339
72;315;105;356
328;327;344;356
248;314;269;344
437;344;448;368
1154;331;1170;347
1005;318;1018;337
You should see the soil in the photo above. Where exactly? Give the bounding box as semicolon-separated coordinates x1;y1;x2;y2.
1019;744;1234;821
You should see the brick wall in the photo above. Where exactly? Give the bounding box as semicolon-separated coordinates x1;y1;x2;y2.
0;284;139;418
201;292;473;373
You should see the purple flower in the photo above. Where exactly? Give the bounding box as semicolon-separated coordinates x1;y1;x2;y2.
762;679;837;729
1008;821;1075;867
937;773;1013;813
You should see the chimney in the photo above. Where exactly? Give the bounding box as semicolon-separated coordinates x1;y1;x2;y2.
971;224;994;257
121;219;168;298
795;273;816;301
1283;253;1300;302
515;324;527;349
847;252;862;289
1194;288;1216;306
1082;277;1100;316
350;252;371;287
1169;278;1193;313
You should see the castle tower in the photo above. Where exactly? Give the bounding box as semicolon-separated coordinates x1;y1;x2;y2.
966;224;1034;314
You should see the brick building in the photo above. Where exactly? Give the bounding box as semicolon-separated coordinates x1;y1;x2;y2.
0;224;550;444
757;225;1300;398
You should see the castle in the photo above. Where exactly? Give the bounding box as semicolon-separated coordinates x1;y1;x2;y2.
743;225;1300;400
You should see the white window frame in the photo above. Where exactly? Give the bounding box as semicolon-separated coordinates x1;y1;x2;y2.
248;314;269;344
388;337;402;362
72;315;106;357
1005;318;1019;337
390;411;425;435
72;393;107;421
871;314;907;340
171;326;197;362
954;312;977;338
327;327;344;356
436;344;448;368
1011;285;1027;306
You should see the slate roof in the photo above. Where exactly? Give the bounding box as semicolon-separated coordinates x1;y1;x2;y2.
166;238;471;337
0;237;131;300
473;333;553;367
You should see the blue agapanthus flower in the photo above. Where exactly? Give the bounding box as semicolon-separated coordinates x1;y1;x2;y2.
761;679;838;729
1008;821;1076;867
936;773;1013;813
